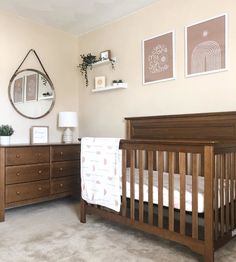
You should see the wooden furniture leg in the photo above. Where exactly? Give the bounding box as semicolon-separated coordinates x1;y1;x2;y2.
80;198;87;223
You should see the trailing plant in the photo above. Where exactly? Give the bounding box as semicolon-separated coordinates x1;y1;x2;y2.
79;53;100;87
0;125;14;136
79;53;116;87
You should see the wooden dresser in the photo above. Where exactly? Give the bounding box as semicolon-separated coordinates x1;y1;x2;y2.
0;143;80;222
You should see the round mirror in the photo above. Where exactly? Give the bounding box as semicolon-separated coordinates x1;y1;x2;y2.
8;69;55;119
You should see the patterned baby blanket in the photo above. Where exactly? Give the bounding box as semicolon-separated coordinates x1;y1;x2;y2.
81;137;121;212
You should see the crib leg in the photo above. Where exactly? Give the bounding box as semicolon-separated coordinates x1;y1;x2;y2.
80;198;87;223
204;247;214;262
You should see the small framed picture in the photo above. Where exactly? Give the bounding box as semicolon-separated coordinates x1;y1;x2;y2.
26;73;38;101
13;77;24;103
100;50;111;60
95;76;106;89
30;126;49;144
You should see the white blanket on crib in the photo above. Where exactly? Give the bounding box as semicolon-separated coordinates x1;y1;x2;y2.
81;137;121;212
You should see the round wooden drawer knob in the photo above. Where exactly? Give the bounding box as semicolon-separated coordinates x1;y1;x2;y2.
16;154;20;158
38;170;42;174
38;187;42;191
60;183;63;187
16;191;20;195
60;168;63;171
16;172;20;176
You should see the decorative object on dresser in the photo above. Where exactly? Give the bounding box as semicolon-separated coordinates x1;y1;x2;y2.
58;112;78;144
0;143;80;222
8;49;55;119
0;125;14;146
143;31;175;84
30;126;49;144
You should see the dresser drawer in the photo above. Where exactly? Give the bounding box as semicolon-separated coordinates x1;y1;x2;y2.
51;177;76;194
6;147;50;166
6;164;50;185
52;161;79;178
52;145;80;162
6;180;50;204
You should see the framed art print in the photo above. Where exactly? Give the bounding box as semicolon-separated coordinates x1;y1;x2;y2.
100;50;111;61
95;76;106;89
26;73;38;101
13;77;24;103
30;126;49;144
143;31;175;85
185;14;227;77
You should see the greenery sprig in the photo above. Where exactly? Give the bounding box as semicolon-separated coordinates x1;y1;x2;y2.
0;125;14;136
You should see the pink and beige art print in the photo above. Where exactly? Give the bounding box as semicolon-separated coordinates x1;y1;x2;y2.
185;14;227;77
143;31;175;85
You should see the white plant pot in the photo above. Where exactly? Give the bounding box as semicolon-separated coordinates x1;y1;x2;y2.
0;136;11;146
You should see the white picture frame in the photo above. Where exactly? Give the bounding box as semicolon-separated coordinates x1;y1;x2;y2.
142;31;176;85
30;126;49;144
95;76;106;89
185;14;227;77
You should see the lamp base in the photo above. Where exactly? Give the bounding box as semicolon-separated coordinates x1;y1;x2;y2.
62;127;73;143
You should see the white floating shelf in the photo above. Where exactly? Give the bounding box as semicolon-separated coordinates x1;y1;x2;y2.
38;96;53;100
92;84;127;93
92;57;116;67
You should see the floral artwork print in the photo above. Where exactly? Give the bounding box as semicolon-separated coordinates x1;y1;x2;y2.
143;31;175;84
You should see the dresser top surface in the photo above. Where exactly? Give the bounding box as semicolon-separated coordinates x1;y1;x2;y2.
0;143;80;148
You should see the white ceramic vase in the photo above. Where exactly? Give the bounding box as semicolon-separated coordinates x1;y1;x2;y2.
0;136;10;146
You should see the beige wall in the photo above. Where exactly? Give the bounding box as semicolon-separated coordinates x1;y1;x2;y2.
0;11;79;144
77;0;236;138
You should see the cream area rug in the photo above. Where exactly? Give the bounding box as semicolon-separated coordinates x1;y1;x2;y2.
0;199;235;262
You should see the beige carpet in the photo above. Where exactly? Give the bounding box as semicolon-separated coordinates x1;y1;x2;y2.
0;199;236;262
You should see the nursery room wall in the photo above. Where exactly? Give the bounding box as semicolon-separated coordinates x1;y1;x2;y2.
77;0;236;138
0;11;79;144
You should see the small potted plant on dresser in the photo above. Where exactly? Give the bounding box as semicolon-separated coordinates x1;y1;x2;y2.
0;125;14;145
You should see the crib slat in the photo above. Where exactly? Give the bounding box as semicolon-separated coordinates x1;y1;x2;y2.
122;150;127;217
138;150;144;223
158;151;164;228
220;154;225;237
230;153;234;230
179;152;186;235
168;152;174;231
130;150;135;222
148;151;154;225
192;154;198;239
214;155;220;240
226;154;230;232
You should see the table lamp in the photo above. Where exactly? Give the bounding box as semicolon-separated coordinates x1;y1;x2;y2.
58;112;78;143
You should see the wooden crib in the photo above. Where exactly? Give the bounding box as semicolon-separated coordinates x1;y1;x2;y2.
80;111;236;262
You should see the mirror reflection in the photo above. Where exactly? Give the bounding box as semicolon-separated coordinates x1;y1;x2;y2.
9;69;55;119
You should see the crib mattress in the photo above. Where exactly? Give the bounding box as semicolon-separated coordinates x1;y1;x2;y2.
125;168;205;213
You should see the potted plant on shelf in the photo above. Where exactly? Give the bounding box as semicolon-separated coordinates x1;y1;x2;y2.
79;53;99;87
79;53;116;87
0;125;14;145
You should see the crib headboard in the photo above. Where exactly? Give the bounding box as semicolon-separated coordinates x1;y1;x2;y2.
125;111;236;141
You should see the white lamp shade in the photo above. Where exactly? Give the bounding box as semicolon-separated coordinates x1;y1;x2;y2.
58;112;78;127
